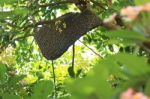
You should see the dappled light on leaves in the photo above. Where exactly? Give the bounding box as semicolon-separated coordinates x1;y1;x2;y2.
0;0;150;99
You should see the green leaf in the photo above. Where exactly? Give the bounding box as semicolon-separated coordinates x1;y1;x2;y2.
68;67;75;78
112;53;150;76
98;58;122;77
0;11;13;19
31;80;53;99
135;0;150;5
8;75;25;87
67;60;114;99
0;8;29;19
0;0;18;5
145;80;150;96
105;29;147;42
13;8;29;16
58;96;70;99
2;93;20;99
0;63;7;85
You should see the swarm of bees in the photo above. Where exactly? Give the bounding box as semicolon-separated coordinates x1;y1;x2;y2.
34;0;102;60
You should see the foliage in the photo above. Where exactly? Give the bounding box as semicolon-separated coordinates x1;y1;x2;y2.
0;0;150;99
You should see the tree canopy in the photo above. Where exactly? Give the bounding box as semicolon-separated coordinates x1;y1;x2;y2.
0;0;150;99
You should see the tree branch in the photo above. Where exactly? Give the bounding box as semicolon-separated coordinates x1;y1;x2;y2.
12;34;33;42
78;40;103;58
39;0;73;8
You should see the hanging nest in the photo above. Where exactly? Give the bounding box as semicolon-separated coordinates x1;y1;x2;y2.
34;10;102;60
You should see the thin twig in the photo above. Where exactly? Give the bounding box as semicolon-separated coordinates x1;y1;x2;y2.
51;60;57;98
12;34;33;42
78;39;103;58
72;44;75;70
23;20;52;29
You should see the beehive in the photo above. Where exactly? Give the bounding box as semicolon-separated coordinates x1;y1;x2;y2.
34;10;101;60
